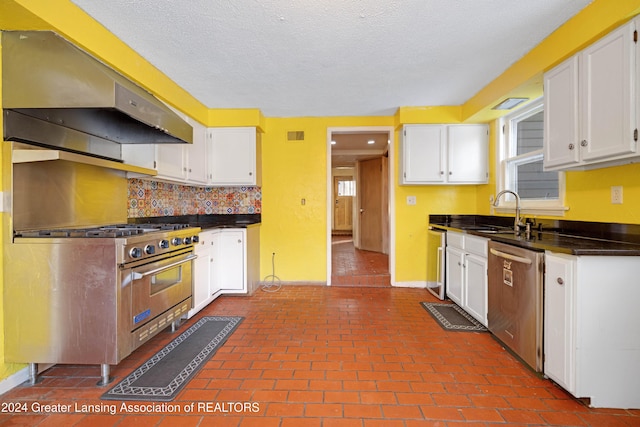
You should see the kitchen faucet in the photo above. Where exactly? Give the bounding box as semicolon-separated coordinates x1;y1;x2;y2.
493;190;523;233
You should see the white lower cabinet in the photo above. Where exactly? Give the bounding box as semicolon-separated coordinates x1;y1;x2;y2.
544;252;640;409
445;231;488;326
189;225;260;318
445;244;464;306
543;252;575;393
189;229;216;318
212;229;245;293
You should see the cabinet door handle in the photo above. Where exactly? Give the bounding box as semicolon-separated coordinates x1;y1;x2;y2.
557;277;564;285
568;143;575;150
580;140;588;147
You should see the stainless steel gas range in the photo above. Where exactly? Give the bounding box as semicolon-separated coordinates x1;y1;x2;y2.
5;223;200;385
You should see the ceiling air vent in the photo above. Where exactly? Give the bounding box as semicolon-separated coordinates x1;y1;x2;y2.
287;131;304;141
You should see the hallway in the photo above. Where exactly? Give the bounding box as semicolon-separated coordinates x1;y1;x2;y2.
331;235;390;287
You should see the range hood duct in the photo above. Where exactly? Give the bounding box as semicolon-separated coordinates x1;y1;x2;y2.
2;31;192;163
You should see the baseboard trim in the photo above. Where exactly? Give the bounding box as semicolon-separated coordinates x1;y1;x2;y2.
263;281;327;286
0;366;28;396
392;281;427;288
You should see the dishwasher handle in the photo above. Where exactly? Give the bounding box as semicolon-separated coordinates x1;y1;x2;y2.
489;248;532;265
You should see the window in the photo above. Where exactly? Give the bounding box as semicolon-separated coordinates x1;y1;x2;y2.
337;179;356;197
497;98;566;215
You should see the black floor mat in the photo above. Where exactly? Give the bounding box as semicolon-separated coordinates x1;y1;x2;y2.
102;316;243;401
420;302;487;332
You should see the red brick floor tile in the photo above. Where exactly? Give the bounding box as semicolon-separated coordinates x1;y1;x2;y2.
382;404;423;419
323;419;366;427
304;403;343;417
157;415;202;426
499;409;545;424
539;410;590;426
280;418;322;427
363;419;405;427
421;406;465;421
1;285;637;427
343;404;383;418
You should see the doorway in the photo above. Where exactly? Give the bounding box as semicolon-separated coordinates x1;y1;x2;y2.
327;127;395;287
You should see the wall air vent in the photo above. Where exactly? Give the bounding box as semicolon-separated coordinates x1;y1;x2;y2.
287;131;305;141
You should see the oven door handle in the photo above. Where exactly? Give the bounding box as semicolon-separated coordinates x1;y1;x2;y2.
131;254;198;280
489;248;532;265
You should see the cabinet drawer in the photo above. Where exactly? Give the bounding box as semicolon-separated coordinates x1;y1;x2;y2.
465;235;488;257
447;231;464;249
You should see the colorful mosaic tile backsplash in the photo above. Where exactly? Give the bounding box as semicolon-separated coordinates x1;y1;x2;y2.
127;178;261;218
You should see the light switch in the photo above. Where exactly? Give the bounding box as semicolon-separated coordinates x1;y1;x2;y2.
407;196;417;205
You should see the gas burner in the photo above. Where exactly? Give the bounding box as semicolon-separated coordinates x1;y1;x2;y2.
126;223;193;231
15;223;194;238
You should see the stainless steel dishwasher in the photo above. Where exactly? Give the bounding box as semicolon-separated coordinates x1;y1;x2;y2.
488;241;544;372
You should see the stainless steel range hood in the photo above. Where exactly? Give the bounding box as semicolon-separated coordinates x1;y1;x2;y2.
2;31;192;164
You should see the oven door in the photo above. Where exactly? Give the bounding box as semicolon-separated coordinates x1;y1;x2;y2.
125;248;196;332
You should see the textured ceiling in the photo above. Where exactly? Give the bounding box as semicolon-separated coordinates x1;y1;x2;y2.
70;0;591;118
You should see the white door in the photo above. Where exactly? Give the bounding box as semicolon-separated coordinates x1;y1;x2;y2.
447;125;488;183
214;230;245;291
209;127;256;185
544;253;576;393
581;21;636;161
187;125;209;184
464;253;488;326
156;144;186;180
445;246;464;306
544;56;581;169
402;125;445;183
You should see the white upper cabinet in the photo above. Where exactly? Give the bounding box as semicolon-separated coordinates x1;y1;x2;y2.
208;127;261;187
544;56;581;169
401;125;445;184
447;125;489;183
156;143;188;181
122;114;209;185
185;124;208;184
544;18;638;170
400;124;488;185
155;118;208;184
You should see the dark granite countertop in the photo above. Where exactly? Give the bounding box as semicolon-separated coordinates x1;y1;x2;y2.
129;214;261;230
429;215;640;256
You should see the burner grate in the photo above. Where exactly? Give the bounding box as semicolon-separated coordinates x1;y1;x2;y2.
15;223;193;238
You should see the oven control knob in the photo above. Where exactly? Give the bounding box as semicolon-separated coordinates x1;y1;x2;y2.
129;247;142;258
144;244;155;255
184;237;192;245
159;239;170;249
171;237;183;246
192;235;200;243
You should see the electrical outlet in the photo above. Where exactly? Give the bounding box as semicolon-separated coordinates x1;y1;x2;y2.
407;196;417;206
611;186;623;204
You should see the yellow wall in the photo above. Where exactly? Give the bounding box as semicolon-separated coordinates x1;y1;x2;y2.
260;116;394;282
